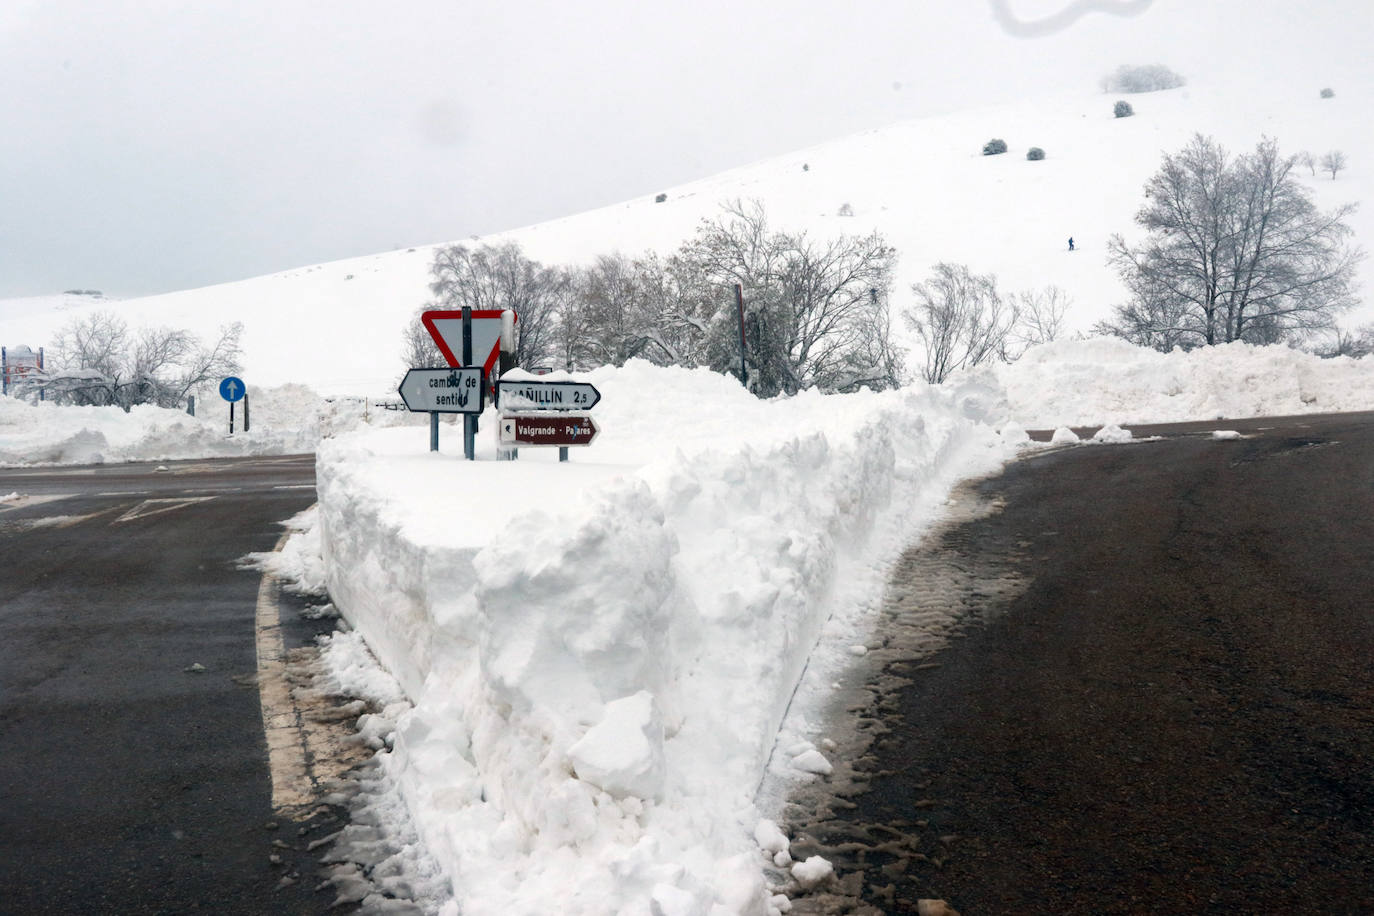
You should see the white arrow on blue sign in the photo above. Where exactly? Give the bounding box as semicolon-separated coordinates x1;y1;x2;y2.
398;367;486;413
219;376;245;402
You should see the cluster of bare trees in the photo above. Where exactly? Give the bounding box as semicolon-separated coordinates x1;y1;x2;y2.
408;201;905;397
25;311;243;411
1298;149;1347;180
1097;134;1362;351
903;266;1070;384
410;134;1364;392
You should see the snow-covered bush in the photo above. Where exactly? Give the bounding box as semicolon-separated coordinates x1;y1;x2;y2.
1114;100;1134;119
1026;147;1045;161
1101;63;1185;93
1320;87;1335;99
982;138;1008;156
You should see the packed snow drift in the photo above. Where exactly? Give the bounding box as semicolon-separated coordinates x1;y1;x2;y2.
292;342;1369;914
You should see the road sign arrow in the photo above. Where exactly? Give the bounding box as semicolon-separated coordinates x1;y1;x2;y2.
219;376;245;402
497;379;600;411
398;367;486;413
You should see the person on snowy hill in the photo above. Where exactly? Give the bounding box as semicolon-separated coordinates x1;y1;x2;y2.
1068;237;1075;251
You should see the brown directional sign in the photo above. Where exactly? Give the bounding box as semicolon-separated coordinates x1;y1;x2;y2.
498;413;600;447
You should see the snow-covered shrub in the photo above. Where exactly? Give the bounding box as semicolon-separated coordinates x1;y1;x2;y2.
1321;87;1335;99
1114;100;1134;118
1026;147;1045;161
655;192;667;203
1101;63;1185;93
837;202;854;216
982;138;1008;156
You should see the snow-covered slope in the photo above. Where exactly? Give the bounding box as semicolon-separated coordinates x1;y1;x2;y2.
3;76;1370;396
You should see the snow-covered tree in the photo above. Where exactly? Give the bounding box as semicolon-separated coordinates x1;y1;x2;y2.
1320;149;1347;180
905;263;1019;384
674;200;902;395
35;311;242;411
1102;135;1362;350
424;242;561;368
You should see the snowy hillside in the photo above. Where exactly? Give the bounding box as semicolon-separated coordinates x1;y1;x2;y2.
3;75;1371;396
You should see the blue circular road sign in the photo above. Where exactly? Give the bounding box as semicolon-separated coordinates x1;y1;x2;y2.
219;376;246;402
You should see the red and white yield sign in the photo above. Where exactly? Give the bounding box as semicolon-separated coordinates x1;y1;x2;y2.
421;310;518;375
499;414;600;448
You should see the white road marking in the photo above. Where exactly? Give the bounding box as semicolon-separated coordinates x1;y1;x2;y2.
0;493;70;512
113;497;215;523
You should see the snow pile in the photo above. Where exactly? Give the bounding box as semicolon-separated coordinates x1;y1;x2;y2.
997;338;1374;427
309;342;1374;914
315;359;1014;915
0;383;418;466
241;505;329;595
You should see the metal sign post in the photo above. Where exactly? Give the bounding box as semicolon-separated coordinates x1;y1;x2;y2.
397;367;485;453
220;376;245;435
462;306;476;461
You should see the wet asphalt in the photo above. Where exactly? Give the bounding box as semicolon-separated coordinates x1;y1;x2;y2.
0;455;344;915
787;411;1374;914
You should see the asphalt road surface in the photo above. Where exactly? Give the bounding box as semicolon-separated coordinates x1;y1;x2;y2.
0;455;346;915
786;412;1374;915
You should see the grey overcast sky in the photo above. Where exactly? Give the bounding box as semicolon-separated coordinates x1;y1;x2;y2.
0;0;1364;298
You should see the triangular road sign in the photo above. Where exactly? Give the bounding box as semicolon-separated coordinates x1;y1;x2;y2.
421;310;518;374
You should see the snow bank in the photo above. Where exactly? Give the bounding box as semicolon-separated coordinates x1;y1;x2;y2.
996;337;1374;427
315;359;1013;915
0;383;418;466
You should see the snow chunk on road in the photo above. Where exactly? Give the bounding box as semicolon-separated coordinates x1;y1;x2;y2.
1212;429;1243;440
1092;423;1133;443
1050;426;1081;445
791;749;833;776
754;819;790;856
568;691;666;801
791;855;834;889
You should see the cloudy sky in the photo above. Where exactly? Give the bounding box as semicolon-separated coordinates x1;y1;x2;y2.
1;0;1363;298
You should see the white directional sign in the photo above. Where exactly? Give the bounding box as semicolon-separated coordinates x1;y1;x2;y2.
498;379;600;411
398;368;486;413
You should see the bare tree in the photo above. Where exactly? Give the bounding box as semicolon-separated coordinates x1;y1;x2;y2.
564;253;703;370
1320;149;1347;180
1012;285;1071;348
904;263;1019;384
424;242;560;368
1299;151;1317;176
40;310;242;410
675;200;902;395
400;306;446;370
1312;323;1374;359
1103;134;1361;350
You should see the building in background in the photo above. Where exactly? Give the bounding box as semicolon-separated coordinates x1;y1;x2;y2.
2;345;44;396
